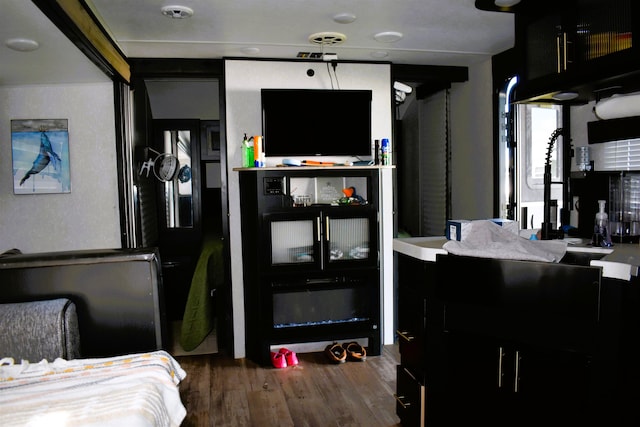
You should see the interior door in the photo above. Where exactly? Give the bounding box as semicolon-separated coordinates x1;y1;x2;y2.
153;119;202;321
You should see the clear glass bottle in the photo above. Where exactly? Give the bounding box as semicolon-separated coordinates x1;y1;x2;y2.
592;199;612;247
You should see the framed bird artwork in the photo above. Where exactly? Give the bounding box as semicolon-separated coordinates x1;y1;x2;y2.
11;119;71;194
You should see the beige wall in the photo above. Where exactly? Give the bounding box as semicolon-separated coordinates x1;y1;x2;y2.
224;59;393;358
0;83;120;253
450;59;494;219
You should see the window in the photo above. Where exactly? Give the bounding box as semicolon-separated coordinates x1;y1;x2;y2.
498;76;564;231
517;103;563;230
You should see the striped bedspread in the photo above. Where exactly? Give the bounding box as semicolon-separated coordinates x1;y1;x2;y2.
0;350;187;427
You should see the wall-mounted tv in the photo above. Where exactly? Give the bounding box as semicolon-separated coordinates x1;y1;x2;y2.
261;89;372;157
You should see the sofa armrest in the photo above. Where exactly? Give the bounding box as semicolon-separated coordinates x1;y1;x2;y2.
0;298;81;361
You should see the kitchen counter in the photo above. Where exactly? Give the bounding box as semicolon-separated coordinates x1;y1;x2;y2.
393;236;640;281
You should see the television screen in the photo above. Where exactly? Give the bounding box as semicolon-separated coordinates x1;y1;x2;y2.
261;89;372;157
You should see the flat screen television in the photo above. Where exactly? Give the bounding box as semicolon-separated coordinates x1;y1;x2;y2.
261;89;372;157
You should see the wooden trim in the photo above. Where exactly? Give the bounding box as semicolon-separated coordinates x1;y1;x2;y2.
56;0;130;82
32;0;130;83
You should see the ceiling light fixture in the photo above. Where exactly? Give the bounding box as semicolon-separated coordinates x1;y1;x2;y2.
551;91;579;101
333;13;356;24
374;31;403;43
241;47;260;55
370;51;389;59
494;0;521;6
160;5;194;19
5;38;39;52
475;0;520;12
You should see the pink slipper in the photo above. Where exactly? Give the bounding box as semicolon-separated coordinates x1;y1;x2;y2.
279;348;299;366
270;351;287;368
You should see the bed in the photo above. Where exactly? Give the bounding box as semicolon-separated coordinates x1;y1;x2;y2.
0;350;187;427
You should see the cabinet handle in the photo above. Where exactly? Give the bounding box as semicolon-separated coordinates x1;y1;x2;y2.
316;217;321;242
393;393;411;409
497;346;505;389
396;330;415;342
556;35;562;73
514;350;521;393
563;32;568;71
325;216;330;241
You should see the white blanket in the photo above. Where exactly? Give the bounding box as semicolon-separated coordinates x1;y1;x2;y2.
443;220;567;262
0;350;187;427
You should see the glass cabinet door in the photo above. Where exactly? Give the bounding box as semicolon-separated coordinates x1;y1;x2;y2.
324;208;378;269
266;212;320;269
264;207;377;271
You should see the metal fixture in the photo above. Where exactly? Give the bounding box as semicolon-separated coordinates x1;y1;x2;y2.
160;5;194;19
541;128;566;240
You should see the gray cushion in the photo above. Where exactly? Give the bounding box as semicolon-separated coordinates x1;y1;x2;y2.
0;298;81;361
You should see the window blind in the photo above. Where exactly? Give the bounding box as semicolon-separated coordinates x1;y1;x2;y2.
600;138;640;171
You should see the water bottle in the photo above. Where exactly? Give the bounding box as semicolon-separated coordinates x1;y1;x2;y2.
381;138;390;165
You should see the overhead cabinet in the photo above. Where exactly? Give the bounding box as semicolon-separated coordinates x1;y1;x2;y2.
514;0;639;102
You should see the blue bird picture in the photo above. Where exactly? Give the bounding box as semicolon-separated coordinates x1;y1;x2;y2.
12;119;71;194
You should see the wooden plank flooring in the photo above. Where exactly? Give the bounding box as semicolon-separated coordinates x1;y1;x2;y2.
176;344;402;427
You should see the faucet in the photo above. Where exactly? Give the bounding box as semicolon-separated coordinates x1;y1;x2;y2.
541;128;566;240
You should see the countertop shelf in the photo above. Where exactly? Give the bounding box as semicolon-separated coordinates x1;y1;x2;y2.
393;236;639;281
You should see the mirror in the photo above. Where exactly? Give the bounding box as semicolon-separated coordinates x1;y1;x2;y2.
163;129;193;228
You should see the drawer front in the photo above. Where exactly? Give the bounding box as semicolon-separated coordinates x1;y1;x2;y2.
395;365;425;427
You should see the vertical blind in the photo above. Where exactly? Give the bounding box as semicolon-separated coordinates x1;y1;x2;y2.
419;90;450;236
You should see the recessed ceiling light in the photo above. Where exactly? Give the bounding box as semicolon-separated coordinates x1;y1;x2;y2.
370;51;389;59
5;38;39;52
241;47;260;55
161;5;194;19
374;31;403;43
333;13;356;24
494;0;521;6
552;91;579;101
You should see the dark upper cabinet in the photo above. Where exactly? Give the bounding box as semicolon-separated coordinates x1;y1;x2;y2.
514;0;639;103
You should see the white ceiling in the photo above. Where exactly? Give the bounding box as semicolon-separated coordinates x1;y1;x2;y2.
0;0;515;86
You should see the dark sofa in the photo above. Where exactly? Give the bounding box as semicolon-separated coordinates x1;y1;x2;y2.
0;248;166;358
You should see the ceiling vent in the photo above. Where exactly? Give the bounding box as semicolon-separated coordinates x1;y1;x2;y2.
308;32;347;46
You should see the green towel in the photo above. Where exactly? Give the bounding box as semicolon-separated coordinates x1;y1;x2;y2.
180;235;224;351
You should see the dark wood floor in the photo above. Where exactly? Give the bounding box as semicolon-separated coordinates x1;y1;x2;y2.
175;344;402;427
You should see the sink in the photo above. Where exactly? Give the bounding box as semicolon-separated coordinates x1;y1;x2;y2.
559;251;607;266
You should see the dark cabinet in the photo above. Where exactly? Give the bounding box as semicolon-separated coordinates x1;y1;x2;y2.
439;332;592;424
394;254;442;427
515;0;639;102
395;252;609;426
239;168;382;366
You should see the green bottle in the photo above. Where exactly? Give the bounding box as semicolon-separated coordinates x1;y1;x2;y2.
242;134;254;168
